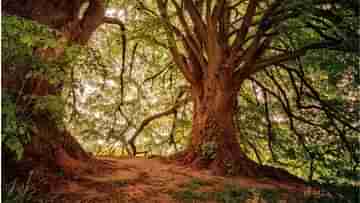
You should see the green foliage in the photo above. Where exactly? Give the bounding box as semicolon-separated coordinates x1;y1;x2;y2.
173;182;358;203
2;15;57;69
33;95;66;123
2;94;19;140
2;93;31;160
238;62;359;184
2;15;76;160
65;15;187;156
173;182;292;203
302;50;359;85
2;15;84;86
1;15;91;166
209;185;286;203
304;183;359;203
3;1;355;190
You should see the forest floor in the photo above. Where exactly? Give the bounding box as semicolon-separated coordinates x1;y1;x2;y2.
34;156;326;203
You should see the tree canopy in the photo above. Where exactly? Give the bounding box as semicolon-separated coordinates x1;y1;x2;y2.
64;0;359;183
2;0;359;187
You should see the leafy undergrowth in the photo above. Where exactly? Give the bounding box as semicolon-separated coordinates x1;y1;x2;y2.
172;180;358;203
12;157;358;203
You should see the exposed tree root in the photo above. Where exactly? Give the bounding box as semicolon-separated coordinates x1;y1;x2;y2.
174;149;305;185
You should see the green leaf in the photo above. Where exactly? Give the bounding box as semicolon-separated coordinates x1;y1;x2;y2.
5;136;24;160
20;35;34;46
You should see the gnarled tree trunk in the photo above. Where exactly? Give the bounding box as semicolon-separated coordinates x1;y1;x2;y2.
175;64;304;182
2;0;105;183
178;66;259;176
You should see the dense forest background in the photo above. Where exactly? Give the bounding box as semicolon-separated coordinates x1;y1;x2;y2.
2;0;359;202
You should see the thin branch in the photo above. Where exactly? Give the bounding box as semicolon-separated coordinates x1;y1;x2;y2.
129;43;138;78
263;91;276;161
168;110;178;152
253;40;342;71
143;65;171;83
232;0;257;49
103;16;127;103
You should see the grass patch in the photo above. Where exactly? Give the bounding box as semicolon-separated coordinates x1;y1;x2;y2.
184;178;212;190
171;178;212;202
212;185;288;203
172;190;210;203
212;184;252;203
173;183;291;203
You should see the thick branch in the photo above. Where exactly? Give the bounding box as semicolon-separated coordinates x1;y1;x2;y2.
184;0;208;43
128;97;189;156
74;0;105;44
157;0;198;84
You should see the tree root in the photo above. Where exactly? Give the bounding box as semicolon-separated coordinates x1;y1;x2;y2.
173;150;305;184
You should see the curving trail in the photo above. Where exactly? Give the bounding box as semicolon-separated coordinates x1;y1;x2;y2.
44;156;319;202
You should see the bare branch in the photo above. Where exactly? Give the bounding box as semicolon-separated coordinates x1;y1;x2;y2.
184;0;208;42
129;43;138;78
157;0;198;84
103;16;127;103
128;94;189;156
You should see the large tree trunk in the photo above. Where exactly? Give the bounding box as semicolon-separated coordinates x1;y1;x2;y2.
176;66;304;182
2;0;105;185
179;70;259;176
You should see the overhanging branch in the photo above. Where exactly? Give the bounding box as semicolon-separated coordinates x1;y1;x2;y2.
256;41;339;68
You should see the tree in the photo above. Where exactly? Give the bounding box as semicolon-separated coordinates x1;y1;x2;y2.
3;0;358;183
147;0;359;177
3;0;105;44
2;0;106;179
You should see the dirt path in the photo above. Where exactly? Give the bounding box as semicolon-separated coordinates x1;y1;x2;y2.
43;157;318;203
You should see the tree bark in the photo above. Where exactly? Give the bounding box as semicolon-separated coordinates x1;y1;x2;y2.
176;65;304;183
176;65;256;176
3;0;105;44
2;0;105;183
